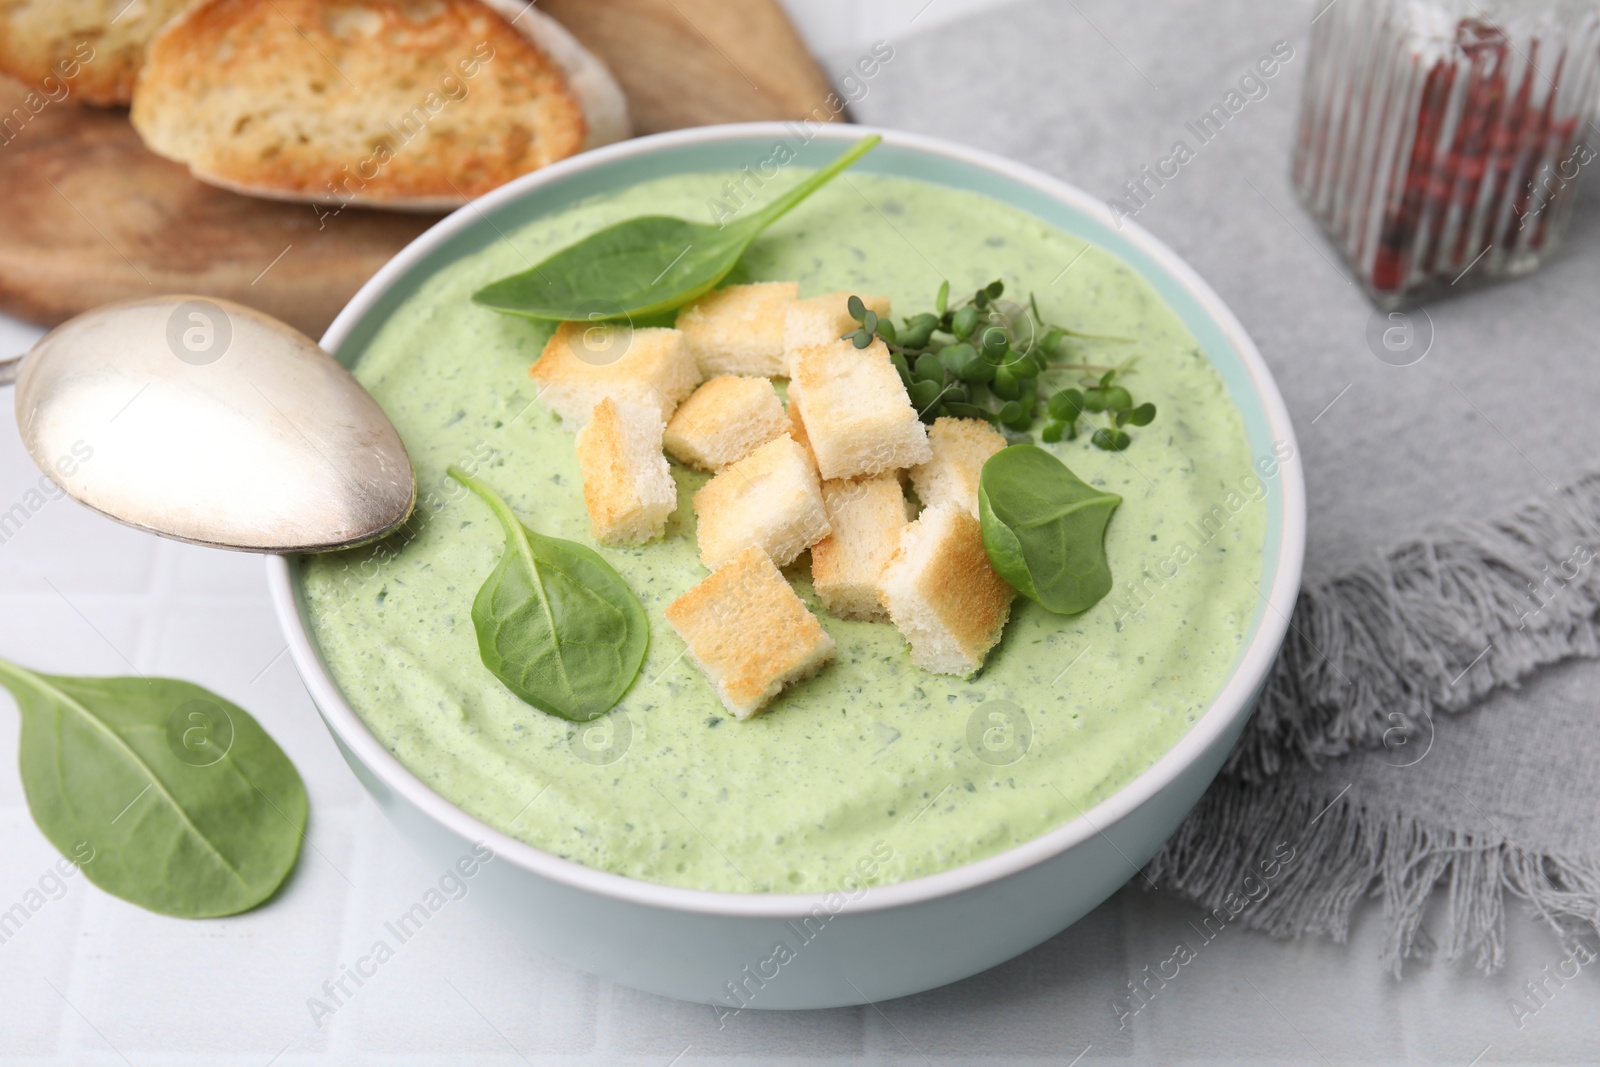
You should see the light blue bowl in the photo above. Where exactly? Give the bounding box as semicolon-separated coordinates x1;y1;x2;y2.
266;124;1306;1010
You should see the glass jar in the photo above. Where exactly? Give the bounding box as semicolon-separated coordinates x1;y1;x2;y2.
1292;0;1600;307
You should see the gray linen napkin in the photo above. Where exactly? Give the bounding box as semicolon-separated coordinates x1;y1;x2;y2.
844;0;1600;971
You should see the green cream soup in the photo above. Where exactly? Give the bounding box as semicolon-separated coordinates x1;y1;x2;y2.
302;170;1266;893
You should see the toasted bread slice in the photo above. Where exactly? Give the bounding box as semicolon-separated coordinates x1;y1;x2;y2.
879;502;1013;676
782;291;889;373
0;0;194;106
675;281;799;377
909;416;1007;517
692;433;829;570
530;323;701;428
575;398;676;545
787;337;931;481
665;545;835;719
477;0;628;151
811;474;911;622
663;375;787;471
130;0;627;209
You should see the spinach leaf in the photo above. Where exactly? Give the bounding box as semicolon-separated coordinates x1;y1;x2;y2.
472;135;881;321
0;658;305;917
978;445;1122;615
448;466;648;721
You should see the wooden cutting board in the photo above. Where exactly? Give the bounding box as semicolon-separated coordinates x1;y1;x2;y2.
0;0;836;337
540;0;838;134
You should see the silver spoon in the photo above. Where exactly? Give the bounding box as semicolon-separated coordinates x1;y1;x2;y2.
0;295;414;553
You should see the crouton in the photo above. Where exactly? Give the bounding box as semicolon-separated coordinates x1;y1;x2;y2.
530;323;701;428
786;337;932;481
665;545;835;719
574;398;677;545
879;502;1013;676
811;474;912;621
663;375;787;471
675;282;799;377
782;291;890;372
692;434;829;570
909;417;1008;517
786;394;817;468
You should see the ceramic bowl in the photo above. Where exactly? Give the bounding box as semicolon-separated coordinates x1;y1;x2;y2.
266;123;1305;1010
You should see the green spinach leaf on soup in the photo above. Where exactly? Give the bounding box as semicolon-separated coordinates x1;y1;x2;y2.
978;445;1121;615
448;466;648;722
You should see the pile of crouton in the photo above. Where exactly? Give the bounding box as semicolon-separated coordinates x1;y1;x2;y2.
529;282;1017;720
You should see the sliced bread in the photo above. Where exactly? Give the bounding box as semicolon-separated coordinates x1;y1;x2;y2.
0;0;195;106
130;0;628;208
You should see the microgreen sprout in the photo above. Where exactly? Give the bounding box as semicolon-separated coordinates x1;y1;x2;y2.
839;279;1156;450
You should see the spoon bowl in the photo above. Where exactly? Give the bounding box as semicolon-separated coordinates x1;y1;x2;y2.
9;295;414;552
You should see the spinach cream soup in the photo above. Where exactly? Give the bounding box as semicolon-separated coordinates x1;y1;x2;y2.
301;170;1266;893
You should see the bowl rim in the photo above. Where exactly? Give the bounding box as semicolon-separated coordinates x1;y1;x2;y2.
265;122;1306;919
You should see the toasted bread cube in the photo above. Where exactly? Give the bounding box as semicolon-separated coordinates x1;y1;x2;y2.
530;323;701;428
675;282;799;377
574;399;677;545
665;546;835;719
787;338;932;481
693;434;829;569
663;376;788;471
909;417;1008;517
782;291;890;373
811;474;913;622
879;502;1013;676
786;394;817;468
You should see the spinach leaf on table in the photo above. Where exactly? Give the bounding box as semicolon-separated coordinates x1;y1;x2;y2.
978;445;1122;615
0;659;306;918
448;466;648;722
471;135;881;322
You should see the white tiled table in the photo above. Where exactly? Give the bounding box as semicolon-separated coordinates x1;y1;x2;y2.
2;4;1598;1063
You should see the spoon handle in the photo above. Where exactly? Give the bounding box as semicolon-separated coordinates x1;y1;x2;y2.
0;354;19;387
